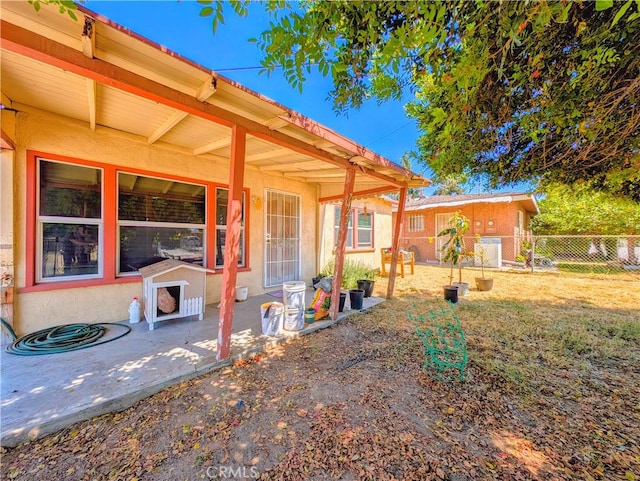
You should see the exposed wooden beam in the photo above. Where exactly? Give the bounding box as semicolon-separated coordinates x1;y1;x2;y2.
147;110;187;145
278;113;429;183
305;177;407;188
81;16;95;58
161;181;174;194
1;20;407;188
86;78;96;130
252;130;405;186
193;136;231;155
319;186;397;203
329;167;355;321
149;77;218;146
195;76;217;101
387;187;407;299
217;124;246;361
264;114;290;130
283;168;344;178
244;149;294;163
260;159;318;171
313;139;335;149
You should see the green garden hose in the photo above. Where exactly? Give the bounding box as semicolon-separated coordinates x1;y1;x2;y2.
5;322;131;356
1;317;17;341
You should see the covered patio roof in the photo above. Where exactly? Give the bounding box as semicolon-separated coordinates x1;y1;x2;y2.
0;1;429;197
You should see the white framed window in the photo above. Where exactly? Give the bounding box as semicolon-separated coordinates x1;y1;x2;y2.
517;210;524;236
117;172;206;274
334;207;374;249
408;214;424;232
37;158;103;281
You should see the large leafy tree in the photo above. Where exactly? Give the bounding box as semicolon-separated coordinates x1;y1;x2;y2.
244;0;639;201
532;183;640;235
430;173;470;196
37;0;640;201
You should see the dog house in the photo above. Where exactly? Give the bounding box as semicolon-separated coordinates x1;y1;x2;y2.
138;259;214;330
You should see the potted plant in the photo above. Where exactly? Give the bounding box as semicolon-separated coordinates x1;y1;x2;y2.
356;263;377;298
474;235;494;291
438;211;470;303
317;258;376;308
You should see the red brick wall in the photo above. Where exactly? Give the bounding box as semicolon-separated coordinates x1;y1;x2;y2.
395;202;534;263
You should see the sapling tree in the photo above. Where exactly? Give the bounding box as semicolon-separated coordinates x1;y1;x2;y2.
438;212;470;286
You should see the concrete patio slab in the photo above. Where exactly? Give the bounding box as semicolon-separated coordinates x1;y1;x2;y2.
0;289;383;447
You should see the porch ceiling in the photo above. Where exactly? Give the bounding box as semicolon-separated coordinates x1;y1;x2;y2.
0;2;430;198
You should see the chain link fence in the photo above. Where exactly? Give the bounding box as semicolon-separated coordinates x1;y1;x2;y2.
529;235;640;275
401;234;640;277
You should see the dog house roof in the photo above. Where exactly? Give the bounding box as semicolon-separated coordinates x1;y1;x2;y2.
138;259;214;279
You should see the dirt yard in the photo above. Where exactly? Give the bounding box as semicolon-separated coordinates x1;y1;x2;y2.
2;266;639;480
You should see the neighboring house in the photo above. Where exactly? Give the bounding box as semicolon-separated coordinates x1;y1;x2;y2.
393;193;539;265
0;2;428;341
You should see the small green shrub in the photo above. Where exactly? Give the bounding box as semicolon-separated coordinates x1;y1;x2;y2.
318;258;377;289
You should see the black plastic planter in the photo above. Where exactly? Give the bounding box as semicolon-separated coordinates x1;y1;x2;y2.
339;291;347;312
443;286;459;304
349;289;365;310
357;279;375;298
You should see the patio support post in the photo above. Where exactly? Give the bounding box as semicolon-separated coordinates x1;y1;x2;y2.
387;187;407;299
217;124;246;361
329;167;356;320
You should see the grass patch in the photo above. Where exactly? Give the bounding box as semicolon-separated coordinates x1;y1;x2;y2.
373;265;640;398
556;261;627;274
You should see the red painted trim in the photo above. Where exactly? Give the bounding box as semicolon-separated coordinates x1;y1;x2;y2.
218;125;246;361
25;151;37;287
24;150;248;290
329;167;355;320
103;166;117;280
20;276;140;293
20;267;254;293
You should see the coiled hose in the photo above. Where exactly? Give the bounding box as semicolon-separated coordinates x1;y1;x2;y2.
3;320;131;356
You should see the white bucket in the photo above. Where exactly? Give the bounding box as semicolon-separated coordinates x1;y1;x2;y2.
282;281;306;331
261;302;283;335
236;286;248;302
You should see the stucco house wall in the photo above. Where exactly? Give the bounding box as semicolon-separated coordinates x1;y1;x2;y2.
8;108;319;334
317;197;393;278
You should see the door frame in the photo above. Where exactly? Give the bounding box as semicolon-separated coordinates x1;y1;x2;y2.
263;189;302;288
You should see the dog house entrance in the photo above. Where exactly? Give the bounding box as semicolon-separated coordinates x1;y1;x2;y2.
155;284;182;318
148;280;188;327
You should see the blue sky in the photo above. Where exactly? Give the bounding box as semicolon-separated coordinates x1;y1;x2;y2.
85;1;431;178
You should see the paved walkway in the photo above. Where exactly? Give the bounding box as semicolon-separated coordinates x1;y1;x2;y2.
0;290;383;447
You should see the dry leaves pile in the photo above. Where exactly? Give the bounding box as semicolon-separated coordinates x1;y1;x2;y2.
2;266;639;480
